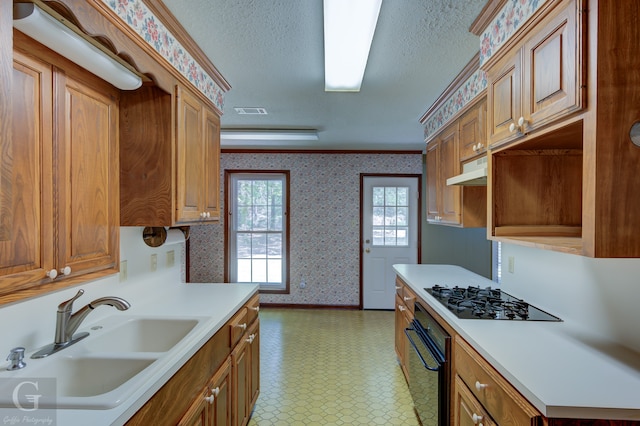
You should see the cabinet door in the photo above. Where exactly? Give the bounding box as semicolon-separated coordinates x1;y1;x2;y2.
55;68;119;277
176;85;204;223
203;107;220;221
453;376;496;426
425;141;439;221
439;124;461;225
248;320;260;410
522;0;583;131
178;388;210;426
0;51;54;294
487;49;522;147
459;99;486;161
210;358;232;426
231;336;250;426
394;294;407;375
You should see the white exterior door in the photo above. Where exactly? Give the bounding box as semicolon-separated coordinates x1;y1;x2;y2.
362;176;419;309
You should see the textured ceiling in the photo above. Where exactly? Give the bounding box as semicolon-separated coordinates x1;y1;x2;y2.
161;0;487;150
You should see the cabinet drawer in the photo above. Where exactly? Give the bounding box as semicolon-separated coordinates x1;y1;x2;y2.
246;293;260;325
395;277;404;298
402;285;416;314
229;307;248;347
454;336;541;425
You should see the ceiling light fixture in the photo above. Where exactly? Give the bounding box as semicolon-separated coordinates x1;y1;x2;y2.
13;2;143;90
220;130;319;142
323;0;382;92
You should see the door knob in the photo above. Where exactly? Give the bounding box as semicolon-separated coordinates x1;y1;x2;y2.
365;248;370;253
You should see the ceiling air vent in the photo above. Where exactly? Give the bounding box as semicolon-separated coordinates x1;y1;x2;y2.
234;107;268;115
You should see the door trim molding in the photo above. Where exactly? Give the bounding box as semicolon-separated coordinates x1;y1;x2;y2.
359;174;422;309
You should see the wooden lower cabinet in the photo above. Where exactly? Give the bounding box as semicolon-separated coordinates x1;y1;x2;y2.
127;297;259;426
232;319;260;426
179;358;232;426
454;375;496;426
394;279;416;383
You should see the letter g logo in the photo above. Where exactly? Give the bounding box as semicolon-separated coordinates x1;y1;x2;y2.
12;380;42;411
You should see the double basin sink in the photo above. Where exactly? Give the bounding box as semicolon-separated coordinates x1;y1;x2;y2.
0;315;207;409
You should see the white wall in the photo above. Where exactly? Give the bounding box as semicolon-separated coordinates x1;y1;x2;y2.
0;227;186;357
501;243;640;353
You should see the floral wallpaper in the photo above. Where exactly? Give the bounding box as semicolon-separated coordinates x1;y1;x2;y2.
101;0;226;111
479;0;549;66
189;152;423;307
423;69;487;141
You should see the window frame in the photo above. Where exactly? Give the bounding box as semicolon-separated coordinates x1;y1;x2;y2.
225;170;290;294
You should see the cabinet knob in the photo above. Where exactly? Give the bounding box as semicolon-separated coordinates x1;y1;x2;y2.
204;394;215;404
237;323;247;331
206;212;211;218
210;386;220;397
472;144;478;152
518;116;527;127
403;296;411;302
475;380;488;391
251;306;260;312
246;333;255;344
60;266;72;276
509;122;517;133
472;413;483;424
46;269;58;280
398;305;405;311
395;286;401;290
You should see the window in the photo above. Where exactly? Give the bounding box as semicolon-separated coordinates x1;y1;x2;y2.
227;171;289;292
372;186;409;246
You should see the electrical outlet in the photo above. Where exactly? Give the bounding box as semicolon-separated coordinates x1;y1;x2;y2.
150;253;158;272
508;256;515;274
120;260;128;282
166;250;175;267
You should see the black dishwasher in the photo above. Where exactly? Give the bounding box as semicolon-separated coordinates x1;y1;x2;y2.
404;301;450;426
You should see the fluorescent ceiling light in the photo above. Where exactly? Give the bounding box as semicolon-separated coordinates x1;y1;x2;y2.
13;3;142;90
220;130;319;142
323;0;382;92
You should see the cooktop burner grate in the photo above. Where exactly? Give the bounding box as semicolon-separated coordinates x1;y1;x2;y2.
425;285;561;321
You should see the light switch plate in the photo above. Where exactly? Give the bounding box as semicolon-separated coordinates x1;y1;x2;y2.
166;250;175;268
120;260;128;282
150;253;158;272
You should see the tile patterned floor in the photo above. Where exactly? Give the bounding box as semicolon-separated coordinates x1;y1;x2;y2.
248;308;419;426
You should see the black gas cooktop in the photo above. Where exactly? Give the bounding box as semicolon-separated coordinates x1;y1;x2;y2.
425;285;561;321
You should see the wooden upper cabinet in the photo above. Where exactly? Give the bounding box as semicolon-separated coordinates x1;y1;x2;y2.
459;98;487;161
55;65;120;278
486;0;584;148
426;124;461;226
120;84;221;226
0;36;119;304
176;85;220;224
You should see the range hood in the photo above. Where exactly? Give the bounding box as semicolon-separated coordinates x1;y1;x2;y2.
446;156;487;186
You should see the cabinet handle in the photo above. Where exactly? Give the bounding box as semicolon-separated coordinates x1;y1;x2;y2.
206;212;211;218
60;266;72;276
204;394;214;404
395;286;401;290
251;306;260;312
509;116;528;134
46;269;58;280
472;413;483;424
403;296;411;302
237;323;247;330
398;305;405;312
210;386;220;397
475;381;488;391
246;334;255;344
509;122;517;133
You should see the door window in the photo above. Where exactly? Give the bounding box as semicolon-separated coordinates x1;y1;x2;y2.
372;186;409;246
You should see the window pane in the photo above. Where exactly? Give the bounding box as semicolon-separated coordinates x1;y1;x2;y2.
252;259;267;282
267;234;282;257
397;207;408;226
237;234;252;258
237;206;251;231
253;181;268;205
397;227;408;246
237;181;252;206
267;259;282;283
269;206;283;231
384;229;396;245
385;207;397;226
372;207;384;226
269;181;282;206
397;187;408;206
373;187;384;206
253;206;268;230
372;227;384;245
237;259;252;282
251;233;267;258
385;187;397;205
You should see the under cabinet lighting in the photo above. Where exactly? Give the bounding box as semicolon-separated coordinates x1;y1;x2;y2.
220;130;319;142
323;0;382;92
13;3;143;90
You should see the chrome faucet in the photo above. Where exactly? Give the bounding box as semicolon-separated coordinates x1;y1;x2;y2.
32;289;130;359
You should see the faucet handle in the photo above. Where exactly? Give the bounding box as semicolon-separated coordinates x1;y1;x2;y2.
6;347;26;371
58;289;85;313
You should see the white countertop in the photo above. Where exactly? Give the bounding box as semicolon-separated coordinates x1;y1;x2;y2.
9;283;258;426
393;264;640;421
